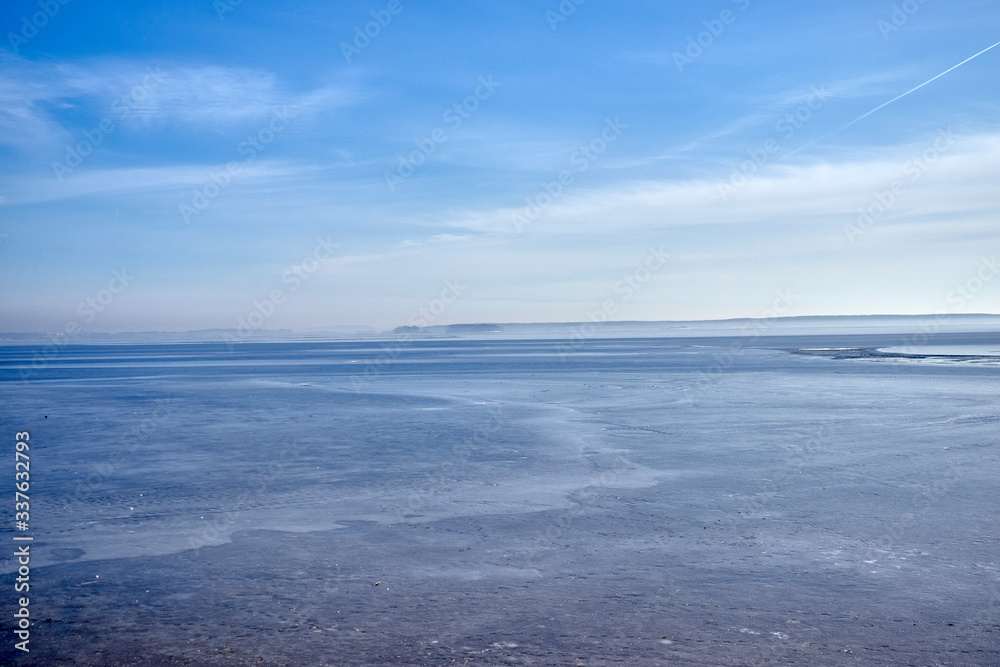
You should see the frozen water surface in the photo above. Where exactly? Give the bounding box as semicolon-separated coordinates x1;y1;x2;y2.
1;333;998;665
879;345;1000;357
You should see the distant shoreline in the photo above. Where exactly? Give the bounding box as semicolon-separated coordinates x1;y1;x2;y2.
2;313;1000;346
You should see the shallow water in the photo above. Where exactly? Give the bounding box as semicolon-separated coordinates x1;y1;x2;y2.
1;333;998;664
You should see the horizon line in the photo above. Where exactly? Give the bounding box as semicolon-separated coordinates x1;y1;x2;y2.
3;312;1000;337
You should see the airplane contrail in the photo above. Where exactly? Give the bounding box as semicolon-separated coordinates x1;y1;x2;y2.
780;41;1000;160
842;40;1000;130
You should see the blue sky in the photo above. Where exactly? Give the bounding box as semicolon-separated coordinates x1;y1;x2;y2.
1;0;999;332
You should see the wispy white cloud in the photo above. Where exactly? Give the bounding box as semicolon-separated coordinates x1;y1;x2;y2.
1;160;323;205
674;72;909;159
750;71;904;109
0;54;360;152
444;132;1000;236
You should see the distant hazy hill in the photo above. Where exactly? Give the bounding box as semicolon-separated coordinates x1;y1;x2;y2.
386;314;1000;338
443;323;503;333
4;314;999;345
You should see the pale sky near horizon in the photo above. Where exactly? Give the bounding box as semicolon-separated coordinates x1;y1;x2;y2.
1;0;999;333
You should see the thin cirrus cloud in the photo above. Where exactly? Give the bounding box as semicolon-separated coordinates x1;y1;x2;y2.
2;161;319;206
443;132;1000;239
0;55;358;153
